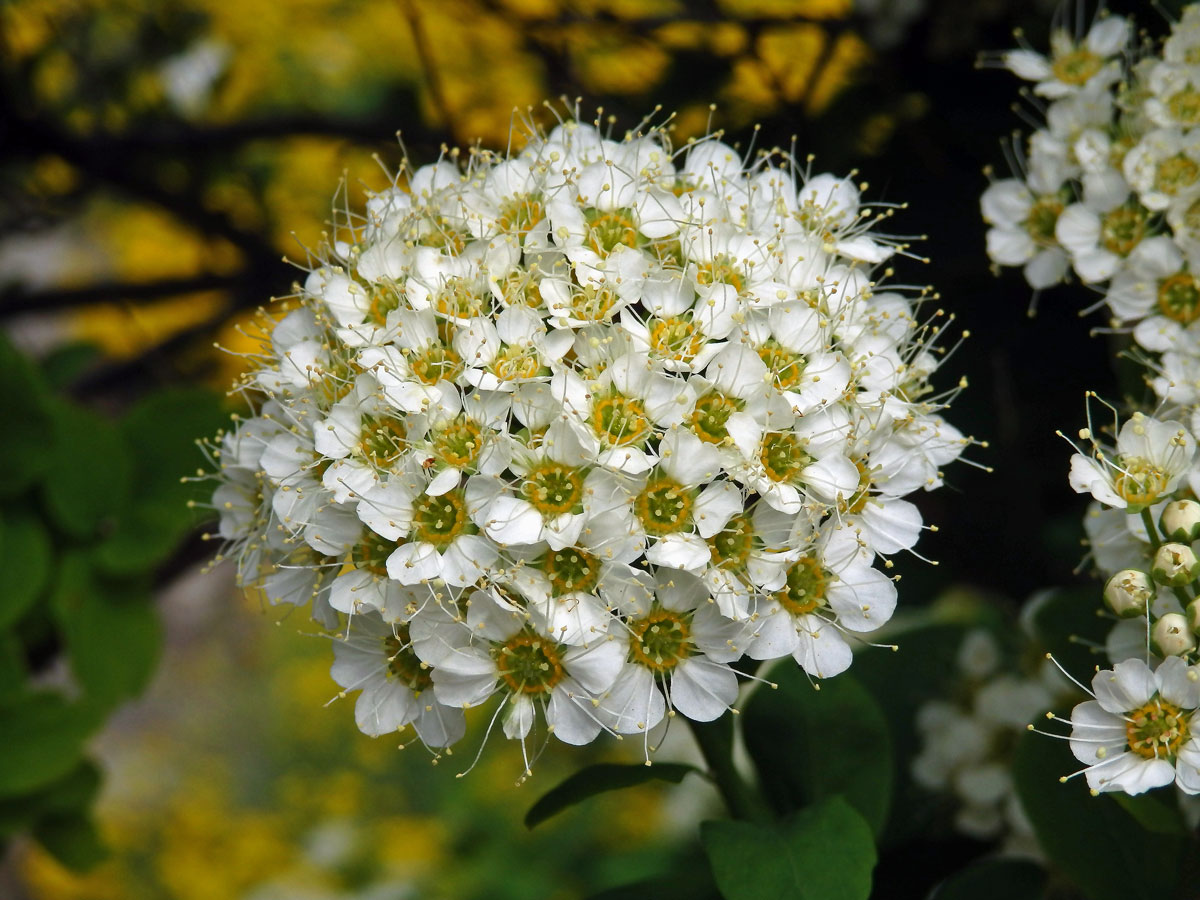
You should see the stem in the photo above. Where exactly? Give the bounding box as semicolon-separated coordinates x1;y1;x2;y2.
688;717;772;823
1142;508;1163;552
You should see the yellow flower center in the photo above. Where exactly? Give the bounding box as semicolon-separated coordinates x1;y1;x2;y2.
1158;272;1200;324
1051;47;1103;85
569;284;621;323
775;557;828;617
1113;457;1169;507
591;392;650;447
497;194;545;237
384;626;433;693
649;315;705;363
628;608;692;672
585;208;640;256
431;417;484;469
489;344;542;381
1025;196;1064;247
1156;154;1200;197
1100;206;1147;256
360;415;409;468
707;514;754;571
690;392;741;444
1169;87;1200;126
757;341;805;390
635;476;695;536
760;432;812;484
1125;698;1191;760
410;345;464;385
434;278;488;320
541;548;602;596
696;255;745;293
411;489;471;549
495;633;566;695
521;463;584;517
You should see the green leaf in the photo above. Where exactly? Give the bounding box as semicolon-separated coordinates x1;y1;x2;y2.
39;342;101;390
0;507;52;628
41;403;132;540
34;812;107;871
743;668;892;836
928;858;1047;899
0;761;102;838
0;337;54;497
525;762;697;829
1012;727;1182;900
0;692;100;797
50;554;161;711
0;633;25;701
1025;587;1110;678
701;796;876;900
95;388;225;576
1113;791;1187;835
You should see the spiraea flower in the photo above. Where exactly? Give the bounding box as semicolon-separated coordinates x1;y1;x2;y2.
205;110;969;767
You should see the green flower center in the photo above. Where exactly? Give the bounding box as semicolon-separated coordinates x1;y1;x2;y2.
1158;272;1200;324
707;514;753;571
384;626;433;693
1025;196;1064;247
775;557;828;617
690;392;740;444
760;433;812;484
1156;154;1200;197
1113;457;1169;508
541;548;602;596
353;534;397;576
629;608;692;672
411;345;464;385
431;417;484;469
650;315;704;363
591;392;650;447
360;415;409;468
1125;698;1190;760
411;489;472;548
585;207;640;256
1100;206;1147;256
635;476;695;537
1169;87;1200;126
757;340;805;390
495;633;566;695
1051;47;1103;85
521;463;584;517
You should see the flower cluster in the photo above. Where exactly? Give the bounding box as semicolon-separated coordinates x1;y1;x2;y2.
989;9;1200;797
982;9;1200;412
208;113;968;764
913;627;1070;847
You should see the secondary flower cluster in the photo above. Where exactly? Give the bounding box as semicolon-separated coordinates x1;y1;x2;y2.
982;9;1200;412
209;115;968;762
989;7;1200;797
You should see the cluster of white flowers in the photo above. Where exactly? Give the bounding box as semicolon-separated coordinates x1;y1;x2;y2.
208;113;969;765
913;627;1069;847
988;9;1200;798
983;9;1200;410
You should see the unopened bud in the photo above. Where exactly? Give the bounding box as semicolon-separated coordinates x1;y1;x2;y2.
1153;612;1197;656
1152;543;1200;587
1188;599;1200;635
1161;499;1200;543
1104;569;1154;618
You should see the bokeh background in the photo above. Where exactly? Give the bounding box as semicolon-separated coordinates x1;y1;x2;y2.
0;0;1170;897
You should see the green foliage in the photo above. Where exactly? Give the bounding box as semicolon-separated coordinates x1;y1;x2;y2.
1024;587;1111;680
701;797;876;900
0;333;226;867
743;668;892;836
525;762;697;829
928;858;1047;899
1013;727;1184;900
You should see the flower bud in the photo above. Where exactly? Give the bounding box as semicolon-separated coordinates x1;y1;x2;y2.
1103;569;1154;618
1152;543;1200;587
1153;613;1197;656
1161;499;1200;543
1188;599;1200;635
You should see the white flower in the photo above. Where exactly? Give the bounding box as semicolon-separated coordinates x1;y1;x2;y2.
1003;16;1129;99
1069;411;1196;511
1069;657;1200;795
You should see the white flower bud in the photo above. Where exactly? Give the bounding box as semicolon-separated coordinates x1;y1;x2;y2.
1188;599;1200;635
1153;612;1197;657
1103;569;1154;618
1152;543;1200;587
1161;499;1200;543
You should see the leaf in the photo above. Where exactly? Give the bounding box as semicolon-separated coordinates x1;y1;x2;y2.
0;761;102;838
41;403;132;540
0;507;52;628
95;388;226;576
1113;791;1187;835
0;337;54;497
1012;727;1182;900
34;812;107;871
50;554;161;711
0;633;25;702
39;342;101;390
928;858;1047;899
701;796;876;900
525;762;697;829
743;667;892;836
0;692;100;797
1025;587;1111;678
